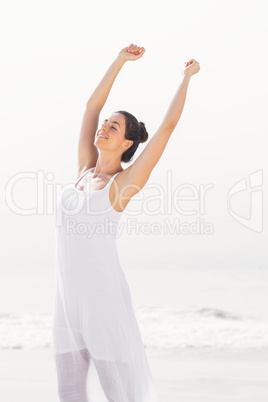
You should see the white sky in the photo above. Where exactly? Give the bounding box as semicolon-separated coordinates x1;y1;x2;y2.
1;0;267;278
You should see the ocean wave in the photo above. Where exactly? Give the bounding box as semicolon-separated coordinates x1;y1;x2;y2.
1;305;268;352
135;305;268;352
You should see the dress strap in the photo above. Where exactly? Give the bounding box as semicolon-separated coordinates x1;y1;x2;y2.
75;167;94;189
101;171;121;193
75;168;121;192
110;172;121;184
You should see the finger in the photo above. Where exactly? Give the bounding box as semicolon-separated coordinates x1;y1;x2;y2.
135;49;146;59
128;45;137;52
128;46;145;56
129;47;141;54
132;46;144;53
132;44;142;51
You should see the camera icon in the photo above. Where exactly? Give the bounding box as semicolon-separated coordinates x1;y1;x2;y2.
227;169;263;233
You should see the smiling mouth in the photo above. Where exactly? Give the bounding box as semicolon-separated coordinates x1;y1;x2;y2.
97;133;108;139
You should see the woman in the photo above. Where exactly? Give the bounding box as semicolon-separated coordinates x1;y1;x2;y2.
52;43;200;402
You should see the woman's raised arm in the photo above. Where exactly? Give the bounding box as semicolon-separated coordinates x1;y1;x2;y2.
77;44;145;177
117;59;200;204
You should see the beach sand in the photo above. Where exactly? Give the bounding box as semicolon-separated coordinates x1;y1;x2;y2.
0;348;268;402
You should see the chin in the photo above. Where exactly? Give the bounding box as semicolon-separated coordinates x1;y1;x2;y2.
94;139;106;149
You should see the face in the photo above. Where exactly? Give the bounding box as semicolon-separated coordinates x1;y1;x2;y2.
94;113;133;154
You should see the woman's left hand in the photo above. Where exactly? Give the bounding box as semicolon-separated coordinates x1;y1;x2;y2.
118;43;146;62
183;59;200;77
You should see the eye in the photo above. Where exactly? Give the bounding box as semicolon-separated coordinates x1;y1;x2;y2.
112;126;116;130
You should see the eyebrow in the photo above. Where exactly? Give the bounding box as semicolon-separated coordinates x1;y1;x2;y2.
104;119;120;128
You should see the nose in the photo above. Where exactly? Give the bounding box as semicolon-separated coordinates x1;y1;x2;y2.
101;123;108;131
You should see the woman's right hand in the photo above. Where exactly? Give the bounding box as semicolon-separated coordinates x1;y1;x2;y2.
118;43;146;62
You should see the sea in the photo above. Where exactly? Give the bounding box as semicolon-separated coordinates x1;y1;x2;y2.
1;264;268;357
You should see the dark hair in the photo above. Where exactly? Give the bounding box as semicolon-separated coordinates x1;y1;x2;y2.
115;110;149;163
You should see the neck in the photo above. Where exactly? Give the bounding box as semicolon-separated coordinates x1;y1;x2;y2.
93;151;123;178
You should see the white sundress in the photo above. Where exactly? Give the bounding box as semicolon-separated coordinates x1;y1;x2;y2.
52;167;159;401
